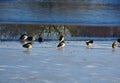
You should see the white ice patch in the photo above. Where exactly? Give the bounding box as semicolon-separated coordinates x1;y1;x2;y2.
0;68;6;71
55;63;64;66
85;65;97;68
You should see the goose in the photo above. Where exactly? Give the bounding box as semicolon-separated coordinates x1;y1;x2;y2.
112;42;117;48
38;37;44;43
27;36;35;41
19;34;28;41
59;35;64;42
86;40;93;48
23;42;33;49
117;38;120;43
57;41;65;48
117;38;120;46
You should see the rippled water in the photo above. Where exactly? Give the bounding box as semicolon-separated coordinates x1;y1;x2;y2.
0;0;120;26
0;41;120;83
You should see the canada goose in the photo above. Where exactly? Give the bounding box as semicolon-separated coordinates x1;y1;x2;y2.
23;42;32;49
57;41;65;48
117;38;120;43
59;35;64;42
112;42;117;48
19;34;28;41
38;37;44;43
86;40;93;48
27;36;35;41
117;38;120;46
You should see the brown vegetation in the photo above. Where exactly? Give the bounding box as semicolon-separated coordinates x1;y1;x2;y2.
0;24;120;40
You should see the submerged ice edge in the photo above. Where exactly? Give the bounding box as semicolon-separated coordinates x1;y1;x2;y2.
0;21;120;26
0;37;118;41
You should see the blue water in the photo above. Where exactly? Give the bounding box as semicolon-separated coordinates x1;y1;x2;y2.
0;0;120;26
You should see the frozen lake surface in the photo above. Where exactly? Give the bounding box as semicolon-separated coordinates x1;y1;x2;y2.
0;41;120;83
